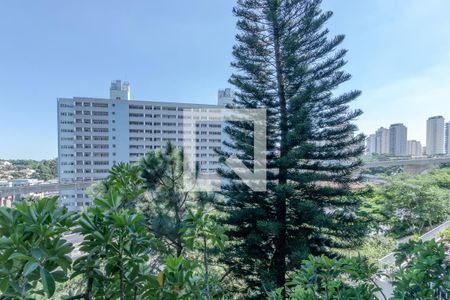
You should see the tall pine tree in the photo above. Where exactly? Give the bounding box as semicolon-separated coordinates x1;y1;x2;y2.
217;0;366;296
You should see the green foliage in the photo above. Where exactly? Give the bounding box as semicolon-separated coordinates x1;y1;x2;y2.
72;191;159;299
106;162;145;205
140;142;208;257
5;159;58;181
145;209;228;300
1;163;449;299
0;197;75;298
217;0;366;295
182;209;227;252
85;180;108;201
362;170;450;238
357;235;398;265
182;209;228;300
440;227;450;240
383;174;449;236
268;255;381;300
32;160;58;181
392;239;450;299
144;255;203;299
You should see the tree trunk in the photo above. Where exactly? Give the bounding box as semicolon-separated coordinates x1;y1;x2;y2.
272;18;288;294
203;236;211;300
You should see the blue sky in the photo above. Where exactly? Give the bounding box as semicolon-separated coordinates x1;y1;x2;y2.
0;0;449;159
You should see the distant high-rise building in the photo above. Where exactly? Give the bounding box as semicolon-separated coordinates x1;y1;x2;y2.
109;80;131;100
389;123;408;156
426;116;445;156
218;88;234;106
366;134;376;154
407;140;423;157
375;127;390;154
445;122;450;155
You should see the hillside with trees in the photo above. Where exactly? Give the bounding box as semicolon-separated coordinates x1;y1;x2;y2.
0;159;57;181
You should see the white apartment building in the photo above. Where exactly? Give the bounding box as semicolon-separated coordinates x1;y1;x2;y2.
426;116;445;156
375;127;390;155
389;123;408;156
58;81;234;210
365;134;376;155
445;122;450;155
407;140;423;157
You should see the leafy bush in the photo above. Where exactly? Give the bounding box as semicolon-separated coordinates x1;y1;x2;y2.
70;191;161;299
361;170;450;238
268;255;381;300
0;197;75;298
392;239;450;299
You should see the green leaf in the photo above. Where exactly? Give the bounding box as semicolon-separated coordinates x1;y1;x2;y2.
23;261;39;277
51;270;67;282
0;277;9;292
92;231;105;241
31;248;44;260
0;209;13;223
40;267;55;297
8;252;32;261
0;237;12;247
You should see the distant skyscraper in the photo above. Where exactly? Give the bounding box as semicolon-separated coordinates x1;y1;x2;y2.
426;116;445;156
366;134;376;154
407;140;423;157
389;123;408;156
109;80;131;100
445;122;450;155
217;88;234;106
375;127;390;154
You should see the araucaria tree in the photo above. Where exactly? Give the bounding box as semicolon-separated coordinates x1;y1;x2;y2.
140;142;211;257
217;0;366;296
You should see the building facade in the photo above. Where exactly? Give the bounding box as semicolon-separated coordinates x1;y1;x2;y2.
426;116;445;156
445;122;450;155
407;140;423;157
58;81;232;210
375;127;390;155
365;134;376;155
389;123;408;156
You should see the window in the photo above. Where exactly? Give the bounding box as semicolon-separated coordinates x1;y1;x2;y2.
93;136;108;141
130;129;144;133
129;121;144;125
93;120;108;124
92;111;108;116
130;113;144;117
92;103;108;108
60;103;74;108
93;128;108;132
